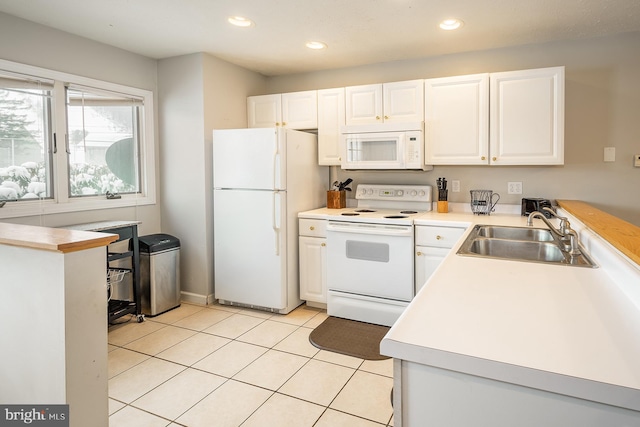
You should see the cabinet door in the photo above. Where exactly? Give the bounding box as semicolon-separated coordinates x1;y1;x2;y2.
247;94;282;128
345;84;383;125
490;66;564;165
425;74;489;165
415;246;450;294
317;88;345;166
299;236;327;303
383;79;424;123
282;90;318;129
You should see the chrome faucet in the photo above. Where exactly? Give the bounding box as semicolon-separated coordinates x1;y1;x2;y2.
541;207;569;234
527;210;582;256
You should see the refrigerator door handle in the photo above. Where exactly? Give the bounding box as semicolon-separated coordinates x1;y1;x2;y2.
272;191;280;256
273;148;278;190
272;136;281;190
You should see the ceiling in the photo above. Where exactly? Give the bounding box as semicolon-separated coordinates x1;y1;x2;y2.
1;0;639;76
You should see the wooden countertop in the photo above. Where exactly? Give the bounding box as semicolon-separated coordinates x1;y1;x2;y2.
557;200;640;266
0;222;118;253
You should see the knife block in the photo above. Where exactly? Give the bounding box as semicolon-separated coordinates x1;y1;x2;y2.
327;190;346;209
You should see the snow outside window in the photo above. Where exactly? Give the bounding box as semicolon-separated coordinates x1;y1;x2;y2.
0;72;53;202
66;86;142;197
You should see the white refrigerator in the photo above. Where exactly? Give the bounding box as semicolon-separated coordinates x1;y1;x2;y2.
213;128;327;314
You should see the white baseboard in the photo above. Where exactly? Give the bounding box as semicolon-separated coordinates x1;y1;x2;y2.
180;291;210;306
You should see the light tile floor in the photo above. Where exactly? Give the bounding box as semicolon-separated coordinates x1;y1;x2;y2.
108;303;395;427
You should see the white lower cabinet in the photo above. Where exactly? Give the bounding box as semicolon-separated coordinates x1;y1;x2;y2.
415;225;466;294
298;219;327;305
396;361;639;427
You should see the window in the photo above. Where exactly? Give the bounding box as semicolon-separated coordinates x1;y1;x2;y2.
66;86;141;197
0;59;155;217
0;72;53;201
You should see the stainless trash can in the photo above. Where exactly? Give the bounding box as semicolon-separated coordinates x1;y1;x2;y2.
139;234;181;316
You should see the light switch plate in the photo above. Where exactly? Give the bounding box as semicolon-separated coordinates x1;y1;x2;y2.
635;154;640;167
604;147;616;162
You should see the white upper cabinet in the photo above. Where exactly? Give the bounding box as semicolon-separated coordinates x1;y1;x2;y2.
383;80;425;124
317;87;345;166
425;74;489;165
490;66;564;165
424;67;564;166
247;90;317;129
282;90;318;129
345;80;424;125
345;84;382;125
247;94;281;128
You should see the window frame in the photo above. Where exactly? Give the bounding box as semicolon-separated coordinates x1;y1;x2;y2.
0;59;156;219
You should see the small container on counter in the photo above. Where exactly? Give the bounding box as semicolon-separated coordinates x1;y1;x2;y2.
327;190;346;209
436;177;448;213
327;178;352;209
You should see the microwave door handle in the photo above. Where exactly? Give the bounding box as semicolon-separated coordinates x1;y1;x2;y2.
397;133;406;167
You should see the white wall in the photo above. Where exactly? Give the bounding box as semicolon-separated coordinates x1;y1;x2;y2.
158;53;265;302
0;12;161;235
157;54;207;302
265;32;640;226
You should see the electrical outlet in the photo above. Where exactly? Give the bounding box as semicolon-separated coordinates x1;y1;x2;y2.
451;180;460;193
508;182;522;194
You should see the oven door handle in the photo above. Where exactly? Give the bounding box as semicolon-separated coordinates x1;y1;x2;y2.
327;222;412;237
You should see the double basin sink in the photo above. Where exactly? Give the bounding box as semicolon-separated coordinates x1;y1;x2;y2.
457;225;596;267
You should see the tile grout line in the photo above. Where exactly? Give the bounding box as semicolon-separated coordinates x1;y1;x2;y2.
108;305;393;426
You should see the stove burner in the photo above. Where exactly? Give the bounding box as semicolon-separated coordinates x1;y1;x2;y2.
400;210;418;214
384;215;408;219
341;212;360;216
355;209;376;213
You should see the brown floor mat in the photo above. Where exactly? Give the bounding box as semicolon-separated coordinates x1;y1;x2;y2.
309;316;390;360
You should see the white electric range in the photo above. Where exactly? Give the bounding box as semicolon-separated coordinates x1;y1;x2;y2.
307;184;433;326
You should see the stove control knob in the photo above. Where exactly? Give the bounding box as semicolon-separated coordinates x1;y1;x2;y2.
397;190;403;196
410;190;417;196
367;189;374;195
419;190;426;196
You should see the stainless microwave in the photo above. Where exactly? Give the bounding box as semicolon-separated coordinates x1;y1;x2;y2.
340;122;429;170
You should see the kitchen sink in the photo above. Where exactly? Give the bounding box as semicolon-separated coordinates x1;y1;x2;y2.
457;224;597;267
475;225;554;242
465;239;565;262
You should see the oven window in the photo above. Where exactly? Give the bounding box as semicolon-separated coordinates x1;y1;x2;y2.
345;240;389;262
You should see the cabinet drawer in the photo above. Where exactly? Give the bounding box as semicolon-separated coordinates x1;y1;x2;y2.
299;219;327;237
415;226;465;248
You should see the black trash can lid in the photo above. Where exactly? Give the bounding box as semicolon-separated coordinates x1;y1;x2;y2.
139;233;180;253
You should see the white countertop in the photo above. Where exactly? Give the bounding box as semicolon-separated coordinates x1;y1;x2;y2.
380;210;640;411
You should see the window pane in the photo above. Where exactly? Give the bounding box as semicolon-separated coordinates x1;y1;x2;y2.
0;75;53;201
66;87;141;197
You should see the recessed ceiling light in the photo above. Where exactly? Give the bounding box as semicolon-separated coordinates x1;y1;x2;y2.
439;18;464;30
305;41;327;50
227;16;254;27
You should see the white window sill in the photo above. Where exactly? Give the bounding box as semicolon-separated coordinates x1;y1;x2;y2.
0;194;155;219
